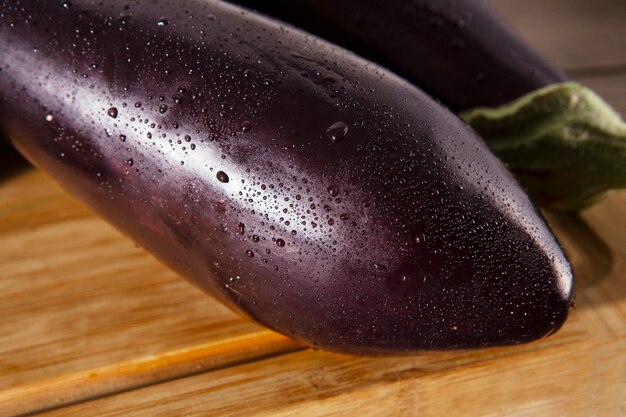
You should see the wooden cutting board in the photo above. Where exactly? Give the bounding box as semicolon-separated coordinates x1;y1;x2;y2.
1;0;625;415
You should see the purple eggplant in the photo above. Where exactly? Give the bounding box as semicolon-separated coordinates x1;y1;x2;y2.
230;0;567;112
0;0;573;355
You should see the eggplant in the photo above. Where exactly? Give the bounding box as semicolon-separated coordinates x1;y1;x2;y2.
230;0;567;112
232;0;626;211
0;0;573;355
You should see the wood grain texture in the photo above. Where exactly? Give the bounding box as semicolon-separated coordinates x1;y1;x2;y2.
1;0;625;416
0;162;300;416
0;330;298;417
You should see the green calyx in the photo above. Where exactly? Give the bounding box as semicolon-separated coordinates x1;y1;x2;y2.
461;82;626;211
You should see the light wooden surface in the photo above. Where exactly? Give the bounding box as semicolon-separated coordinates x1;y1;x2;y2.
0;161;301;416
2;0;626;416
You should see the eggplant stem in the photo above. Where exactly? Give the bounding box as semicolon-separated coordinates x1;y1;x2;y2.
461;82;626;211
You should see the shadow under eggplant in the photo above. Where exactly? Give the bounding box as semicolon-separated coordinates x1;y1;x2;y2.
0;139;33;183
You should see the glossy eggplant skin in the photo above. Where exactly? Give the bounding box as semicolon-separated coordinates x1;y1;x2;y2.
0;0;572;355
231;0;568;111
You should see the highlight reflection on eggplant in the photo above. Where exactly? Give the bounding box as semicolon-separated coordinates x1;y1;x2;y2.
0;0;573;355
